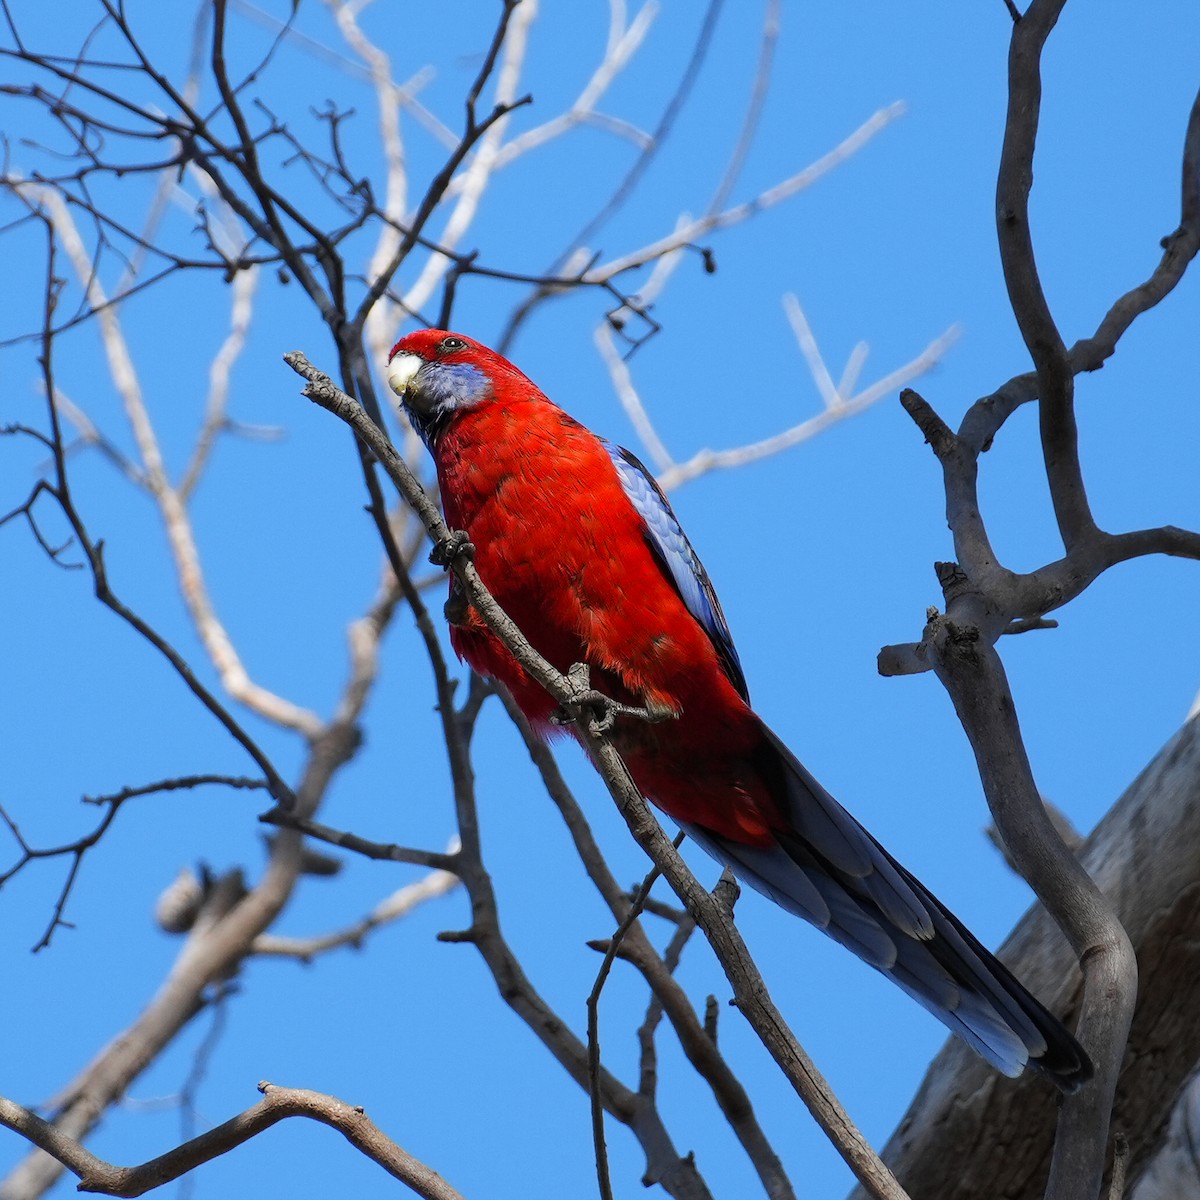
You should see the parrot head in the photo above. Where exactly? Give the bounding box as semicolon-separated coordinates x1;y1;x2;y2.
387;328;533;445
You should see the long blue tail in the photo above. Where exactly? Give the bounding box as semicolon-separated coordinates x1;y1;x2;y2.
681;721;1091;1090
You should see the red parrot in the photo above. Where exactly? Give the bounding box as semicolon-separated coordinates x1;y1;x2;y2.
386;328;1091;1089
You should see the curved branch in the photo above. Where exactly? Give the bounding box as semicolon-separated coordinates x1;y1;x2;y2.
250;864;460;961
961;82;1200;458
562;0;726;258
996;0;1094;548
852;718;1200;1200
0;1083;464;1200
284;352;636;719
16;181;322;739
924;618;1136;1200
586;103;905;285
310;360;715;1198
895;388;1015;617
351;0;532;329
581;735;911;1200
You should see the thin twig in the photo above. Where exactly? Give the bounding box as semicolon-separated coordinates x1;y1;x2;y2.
252;860;462;961
258;810;458;873
657;318;960;491
586;841;680;1200
500;691;792;1199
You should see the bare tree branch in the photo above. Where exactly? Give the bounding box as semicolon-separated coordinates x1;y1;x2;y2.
282;354;908;1200
961;82;1200;458
0;775;267;951
851;716;1200;1200
14;6;1193;1196
584;103;906;286
657;311;960;491
923;618;1135;1200
865;13;1200;1200
12;181;322;737
251;859;462;961
563;0;726;259
0;1083;465;1200
500;690;795;1200
997;0;1095;554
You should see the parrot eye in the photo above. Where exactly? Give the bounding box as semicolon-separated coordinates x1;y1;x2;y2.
438;336;467;355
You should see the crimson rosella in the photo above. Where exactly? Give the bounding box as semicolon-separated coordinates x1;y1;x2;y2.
386;328;1091;1090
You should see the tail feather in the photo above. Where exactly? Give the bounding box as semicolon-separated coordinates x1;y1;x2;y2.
761;725;935;941
682;721;1092;1091
682;825;898;971
887;962;1031;1078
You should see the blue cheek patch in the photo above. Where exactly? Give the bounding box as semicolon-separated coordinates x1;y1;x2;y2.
427;363;494;415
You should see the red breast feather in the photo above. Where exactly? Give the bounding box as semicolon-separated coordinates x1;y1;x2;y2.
436;395;778;846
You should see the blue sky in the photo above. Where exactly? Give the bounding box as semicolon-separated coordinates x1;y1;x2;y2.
3;2;1199;1198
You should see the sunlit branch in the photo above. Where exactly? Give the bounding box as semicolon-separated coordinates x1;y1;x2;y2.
327;0;414;370
16;181;322;737
252;859;461;961
180;257;260;501
563;0;726;259
397;0;538;320
707;0;780;214
0;1083;466;1200
585;103;905;284
655;305;960;491
471;0;657;178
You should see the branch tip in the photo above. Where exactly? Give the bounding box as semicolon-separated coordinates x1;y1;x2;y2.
899;388;956;458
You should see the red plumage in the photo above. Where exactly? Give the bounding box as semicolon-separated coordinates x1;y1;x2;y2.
436;390;772;845
386;327;1091;1089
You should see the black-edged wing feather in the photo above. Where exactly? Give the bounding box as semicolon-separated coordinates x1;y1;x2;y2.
605;442;749;702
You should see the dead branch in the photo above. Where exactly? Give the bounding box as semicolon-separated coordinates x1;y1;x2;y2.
294;361;721;1195
283;355;907;1200
0;8;933;1198
251;861;461;962
866;12;1200;1200
0;1082;464;1200
0;225;394;1195
850;717;1200;1200
925;619;1135;1200
500;690;794;1200
996;0;1095;553
0;776;266;951
584;103;906;287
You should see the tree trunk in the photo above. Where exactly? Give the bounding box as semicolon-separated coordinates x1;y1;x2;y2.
850;716;1200;1200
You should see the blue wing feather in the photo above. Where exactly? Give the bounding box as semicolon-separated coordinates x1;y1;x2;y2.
605;442;749;701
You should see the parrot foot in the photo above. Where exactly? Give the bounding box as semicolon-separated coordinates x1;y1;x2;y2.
550;662;672;735
430;529;475;569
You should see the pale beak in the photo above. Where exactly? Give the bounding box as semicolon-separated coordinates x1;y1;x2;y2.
387;351;423;399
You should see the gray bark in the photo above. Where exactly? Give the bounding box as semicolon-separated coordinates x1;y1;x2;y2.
850;716;1200;1200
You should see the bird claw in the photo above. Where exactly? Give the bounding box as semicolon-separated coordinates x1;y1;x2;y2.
430;530;475;569
549;689;622;734
550;663;670;735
